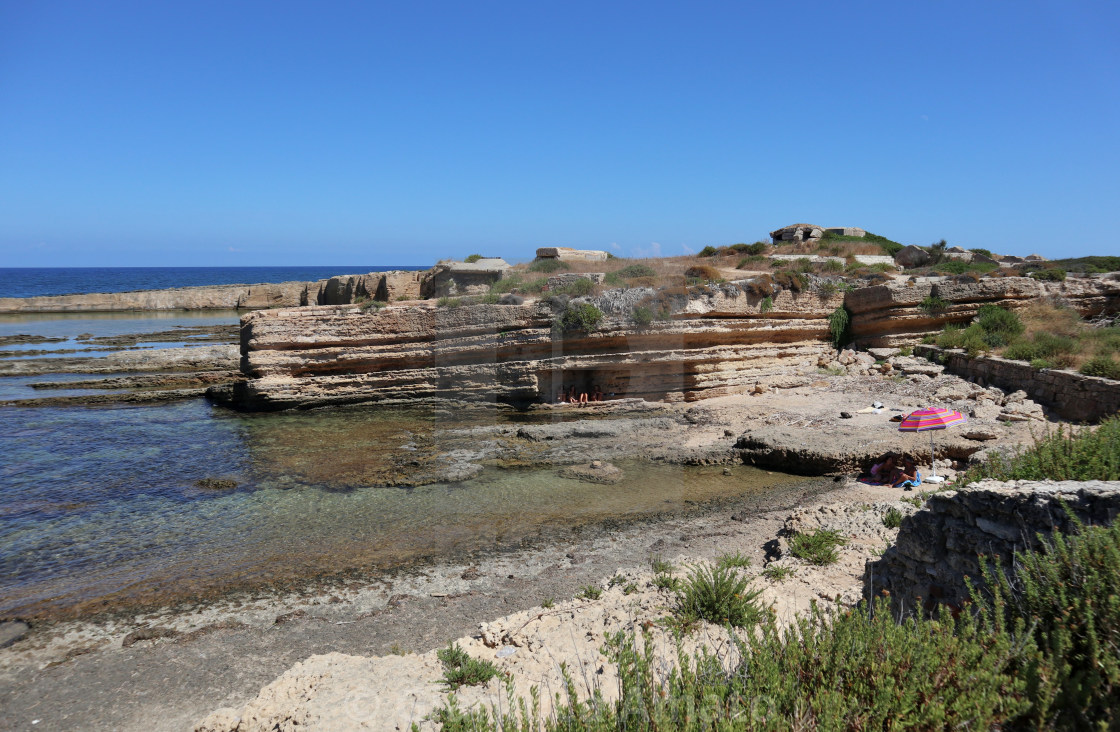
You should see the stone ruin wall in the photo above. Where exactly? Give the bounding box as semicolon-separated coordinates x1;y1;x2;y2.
866;480;1120;615
914;344;1120;423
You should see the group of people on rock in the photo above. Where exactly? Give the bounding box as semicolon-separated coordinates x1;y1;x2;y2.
868;451;922;489
556;384;603;405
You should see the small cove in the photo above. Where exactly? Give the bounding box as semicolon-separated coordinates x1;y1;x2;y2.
0;397;811;620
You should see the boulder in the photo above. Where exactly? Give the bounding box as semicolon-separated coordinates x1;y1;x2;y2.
769;223;825;244
894;245;931;269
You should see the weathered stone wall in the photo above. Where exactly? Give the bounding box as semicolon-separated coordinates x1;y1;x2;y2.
866;480;1120;614
914;344;1120;423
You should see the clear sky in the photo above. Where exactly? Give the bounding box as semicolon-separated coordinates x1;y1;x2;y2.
1;1;1117;267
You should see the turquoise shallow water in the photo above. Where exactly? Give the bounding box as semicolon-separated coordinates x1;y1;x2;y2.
0;398;803;620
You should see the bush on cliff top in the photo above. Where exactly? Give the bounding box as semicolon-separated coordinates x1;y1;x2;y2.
556;303;603;333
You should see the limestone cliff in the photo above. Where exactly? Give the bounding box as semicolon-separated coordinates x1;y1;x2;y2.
214;275;1120;411
220;283;843;410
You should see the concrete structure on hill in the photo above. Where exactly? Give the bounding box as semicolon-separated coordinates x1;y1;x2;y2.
535;247;609;262
420;259;511;298
769;224;866;244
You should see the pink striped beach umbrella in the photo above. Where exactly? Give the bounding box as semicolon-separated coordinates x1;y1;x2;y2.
897;406;967;480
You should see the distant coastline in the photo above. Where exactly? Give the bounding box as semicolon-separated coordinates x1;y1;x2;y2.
0;266;426;299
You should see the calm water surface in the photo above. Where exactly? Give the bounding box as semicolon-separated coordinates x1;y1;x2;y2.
0;399;805;619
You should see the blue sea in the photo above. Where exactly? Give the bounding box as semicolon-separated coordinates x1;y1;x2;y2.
0;266;426;299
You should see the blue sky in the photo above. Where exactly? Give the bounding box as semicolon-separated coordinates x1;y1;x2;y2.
1;1;1117;267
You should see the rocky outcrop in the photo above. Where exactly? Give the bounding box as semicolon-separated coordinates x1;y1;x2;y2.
844;276;1120;347
866;480;1120;614
216;283;844;411
312;270;422;305
420;259;511;297
893;245;931;268
0;271;424;313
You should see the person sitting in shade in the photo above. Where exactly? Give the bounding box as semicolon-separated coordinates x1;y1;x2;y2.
869;452;899;485
892;455;922;490
556;387;567;404
592;385;603;402
568;385;578;404
578;388;588;405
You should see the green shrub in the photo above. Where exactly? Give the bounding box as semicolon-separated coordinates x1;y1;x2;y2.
919;295;950;313
464;253;483;263
715;552;751;569
631;305;653;327
674;564;764;627
936;324;990;356
489;275;523;294
969;247;994;258
437;642;500;689
759;295;773;313
614;263;657;279
817;280;839;297
975;304;1024;346
652;573;680;592
732;241;768;255
761;565;794;582
437;297;462;308
698;245;719;257
827;306;850;348
603;271;624;286
983;519;1120;730
529;258;569;273
557;303;603;333
577;585;602;600
957;416;1120;484
789;528;847;565
934;259;999;275
821;259;844;273
1004;332;1078;365
1080;355;1120;380
650;554;674;574
1031;267;1067;281
882;507;904;529
552;278;594;297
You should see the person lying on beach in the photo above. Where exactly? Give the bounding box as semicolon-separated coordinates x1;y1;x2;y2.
869;453;899;485
892;455;922;489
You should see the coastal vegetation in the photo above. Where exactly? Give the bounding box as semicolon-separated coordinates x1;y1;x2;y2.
956;414;1120;484
787;528;847;565
431;500;1120;731
933;302;1120;375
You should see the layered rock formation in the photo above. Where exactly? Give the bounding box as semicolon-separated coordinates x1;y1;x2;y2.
0;271;424;313
217;283;843;411
845;275;1120;347
213;274;1120;412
